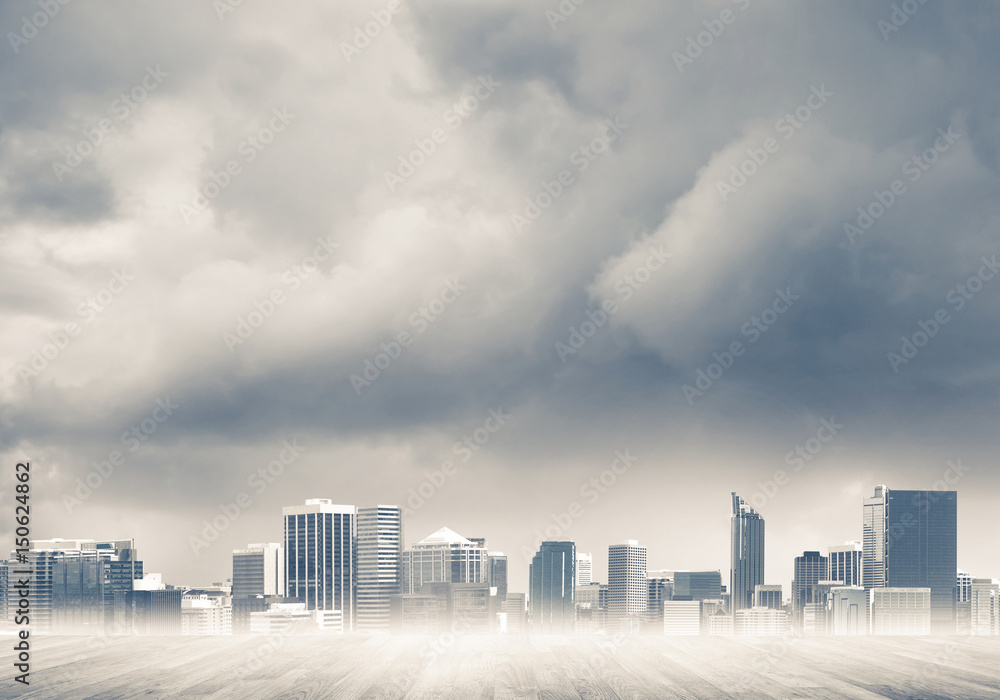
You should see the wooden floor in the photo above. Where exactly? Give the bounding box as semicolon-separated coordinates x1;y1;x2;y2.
2;634;999;699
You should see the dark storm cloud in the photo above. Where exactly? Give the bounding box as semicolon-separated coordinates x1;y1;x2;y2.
1;0;997;590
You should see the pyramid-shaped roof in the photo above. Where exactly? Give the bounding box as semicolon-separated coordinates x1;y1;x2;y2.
415;526;474;547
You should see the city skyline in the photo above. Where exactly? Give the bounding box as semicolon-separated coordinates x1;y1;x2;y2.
17;482;981;607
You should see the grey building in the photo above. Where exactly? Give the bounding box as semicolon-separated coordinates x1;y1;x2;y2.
791;551;828;632
401;527;487;593
828;542;863;587
487;552;508;599
730;493;765;613
232;543;283;598
863;486;958;634
673;571;722;601
529;541;575;634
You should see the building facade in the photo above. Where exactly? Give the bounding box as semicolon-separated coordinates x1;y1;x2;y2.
608;541;647;624
529;541;576;634
283;500;356;630
356;506;402;632
730;493;765;613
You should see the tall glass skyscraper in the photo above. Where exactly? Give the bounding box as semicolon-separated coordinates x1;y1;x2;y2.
529;541;575;634
283;499;356;630
730;492;764;613
862;486;958;634
356;505;402;632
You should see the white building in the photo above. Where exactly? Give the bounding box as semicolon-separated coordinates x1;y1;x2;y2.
576;553;593;587
663;601;701;636
830;586;867;636
970;579;1000;636
828;542;863;587
608;540;646;624
401;527;487;594
734;607;787;636
181;590;232;635
869;588;931;635
249;603;343;634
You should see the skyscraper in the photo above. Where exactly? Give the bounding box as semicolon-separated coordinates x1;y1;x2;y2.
576;552;593;587
232;543;283;598
283;499;356;630
356;506;402;632
608;540;647;624
862;486;958;634
862;486;887;593
401;527;487;593
730;492;764;613
792;551;829;633
529;541;575;634
487;552;508;599
829;542;863;587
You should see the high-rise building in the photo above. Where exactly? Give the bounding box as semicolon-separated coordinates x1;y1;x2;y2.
828;542;863;587
863;487;958;634
401;527;487;593
10;539;142;634
529;541;575;634
957;569;973;603
730;493;764;613
356;506;402;632
608;541;647;624
576;553;593;587
863;486;887;592
232;543;283;598
792;551;829;633
283;499;356;630
754;584;782;610
487;552;508;599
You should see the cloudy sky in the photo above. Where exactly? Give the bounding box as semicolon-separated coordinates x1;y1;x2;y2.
2;0;998;596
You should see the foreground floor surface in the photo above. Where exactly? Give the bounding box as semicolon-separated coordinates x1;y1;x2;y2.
1;635;998;699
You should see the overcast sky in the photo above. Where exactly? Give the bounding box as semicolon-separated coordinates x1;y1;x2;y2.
2;0;999;597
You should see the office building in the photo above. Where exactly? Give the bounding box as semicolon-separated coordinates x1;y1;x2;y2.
181;589;232;635
502;592;527;635
792;551;829;632
389;593;443;634
232;543;283;598
576;553;593;587
487;552;508;599
672;571;722;601
730;493;765;613
830;586;867;636
863;486;957;634
663;600;701;636
754;584;782;610
529;541;576;634
970;579;1000;636
401;527;487;593
249;603;342;634
870;587;931;635
734;607;787;636
829;542;863;587
356;506;403;632
283;500;356;630
232;595;298;634
114;589;183;635
608;541;647;624
646;571;673;626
